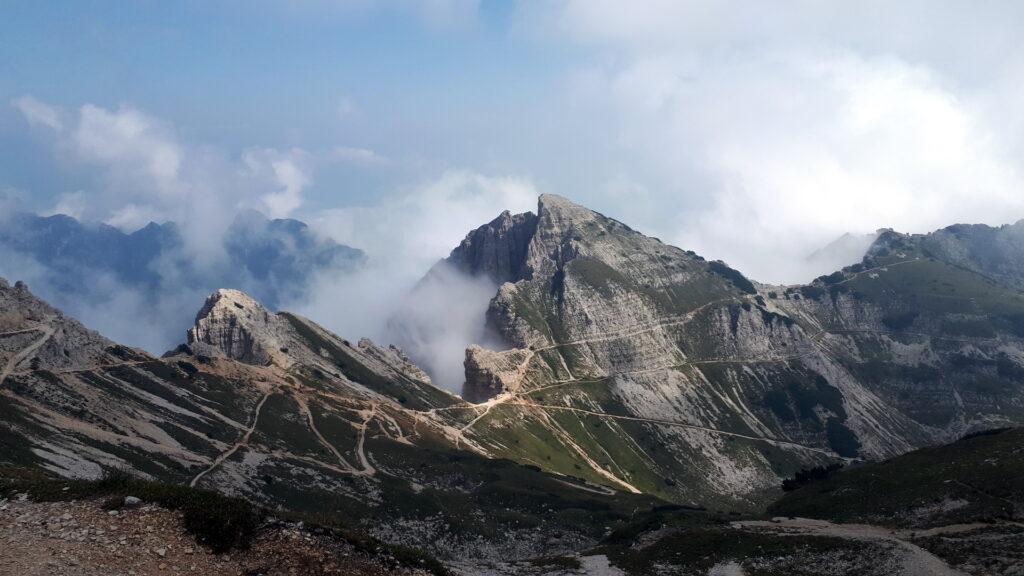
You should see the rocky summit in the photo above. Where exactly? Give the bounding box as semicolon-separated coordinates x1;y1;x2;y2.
2;194;1024;574
436;194;1024;508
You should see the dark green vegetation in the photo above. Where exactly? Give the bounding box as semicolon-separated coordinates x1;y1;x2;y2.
252;430;663;549
599;527;875;575
708;260;757;294
589;430;1024;574
591;507;878;576
913;524;1024;573
781;463;844;492
770;428;1024;527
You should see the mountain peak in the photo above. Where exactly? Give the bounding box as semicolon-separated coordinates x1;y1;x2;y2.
536;193;600;227
445;207;538;284
187;288;287;365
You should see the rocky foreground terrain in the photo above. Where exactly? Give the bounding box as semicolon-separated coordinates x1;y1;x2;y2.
0;495;427;576
2;194;1024;573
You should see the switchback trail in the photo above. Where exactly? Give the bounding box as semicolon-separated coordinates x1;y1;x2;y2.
190;391;272;488
511;401;840;457
295;396;358;474
0;323;55;388
354;404;377;476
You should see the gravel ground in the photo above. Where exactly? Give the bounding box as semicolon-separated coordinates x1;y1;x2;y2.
0;494;431;576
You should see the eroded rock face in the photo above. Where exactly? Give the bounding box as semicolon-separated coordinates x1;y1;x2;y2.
447;210;538;284
187;289;285;366
0;278;133;372
462;345;532;403
430;194;1024;508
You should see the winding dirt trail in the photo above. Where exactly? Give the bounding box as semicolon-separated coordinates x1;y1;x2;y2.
354;404;377;476
295;396;359;473
0;323;54;388
531;298;734;354
732;518;969;576
189;391;273;488
511;401;839;457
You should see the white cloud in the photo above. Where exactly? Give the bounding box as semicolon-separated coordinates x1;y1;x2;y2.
43;191;88;220
243;148;311;219
414;0;481;30
12;95;62;130
516;2;1024;283
289;170;537;390
309;170;536;266
12;98;316;259
74;104;183;198
572;52;1024;282
337;97;358;119
330;146;390;166
104;203;165;231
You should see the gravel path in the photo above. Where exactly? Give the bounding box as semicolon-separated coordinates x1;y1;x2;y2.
732;518;970;576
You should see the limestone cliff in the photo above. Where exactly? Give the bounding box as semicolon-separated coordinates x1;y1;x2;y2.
187;289;287;366
435;194;1024;508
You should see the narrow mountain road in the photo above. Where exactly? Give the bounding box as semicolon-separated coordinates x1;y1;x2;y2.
295;396;358;473
0;322;55;388
532;297;734;354
732;518;969;576
190;391;273;488
512;401;840;457
354;404;377;476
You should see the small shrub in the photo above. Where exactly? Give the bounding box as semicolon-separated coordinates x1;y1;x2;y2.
818;271;846;285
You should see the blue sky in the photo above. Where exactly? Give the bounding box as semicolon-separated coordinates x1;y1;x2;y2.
1;2;563;207
5;1;1024;284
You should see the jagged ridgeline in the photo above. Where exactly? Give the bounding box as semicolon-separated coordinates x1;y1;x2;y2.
0;280;659;560
429;194;1024;507
2;193;1024;554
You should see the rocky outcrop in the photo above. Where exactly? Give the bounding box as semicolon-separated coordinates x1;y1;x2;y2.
446;210;537;284
866;220;1024;291
184;288;457;411
462;345;531;403
0;278;134;372
357;338;435;386
186;289;286;366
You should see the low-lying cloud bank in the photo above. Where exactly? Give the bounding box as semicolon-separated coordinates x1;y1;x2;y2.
285;171;536;392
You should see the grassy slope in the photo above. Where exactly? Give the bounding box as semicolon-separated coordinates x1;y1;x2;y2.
769;427;1024;527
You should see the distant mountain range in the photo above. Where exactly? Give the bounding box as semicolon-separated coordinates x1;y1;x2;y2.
0;210;364;351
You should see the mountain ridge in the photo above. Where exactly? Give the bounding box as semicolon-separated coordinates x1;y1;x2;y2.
4;193;1024;569
415;194;1024;508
